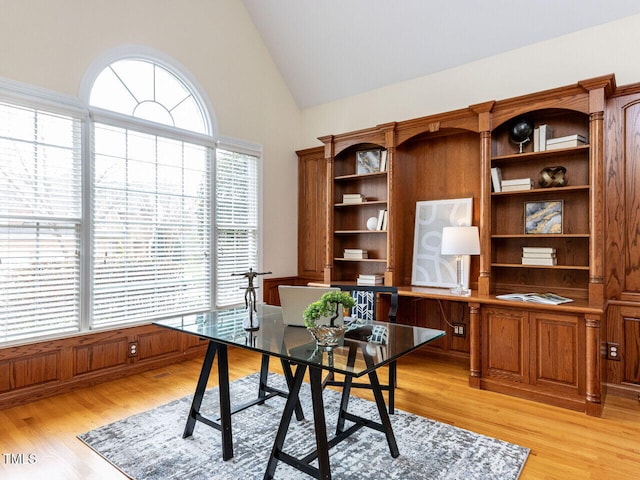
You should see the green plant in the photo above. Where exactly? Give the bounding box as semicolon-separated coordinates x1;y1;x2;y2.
303;291;356;328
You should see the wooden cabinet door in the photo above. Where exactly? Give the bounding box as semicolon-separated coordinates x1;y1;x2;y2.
529;311;584;395
482;307;528;383
297;147;327;280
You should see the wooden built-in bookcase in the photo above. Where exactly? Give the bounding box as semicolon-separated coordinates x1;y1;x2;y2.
302;75;620;415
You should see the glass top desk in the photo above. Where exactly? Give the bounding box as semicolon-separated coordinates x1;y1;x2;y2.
155;305;445;480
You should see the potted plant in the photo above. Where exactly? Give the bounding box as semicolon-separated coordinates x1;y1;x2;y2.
303;291;356;346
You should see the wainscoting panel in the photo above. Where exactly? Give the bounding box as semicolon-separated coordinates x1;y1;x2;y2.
75;338;129;376
0;324;207;410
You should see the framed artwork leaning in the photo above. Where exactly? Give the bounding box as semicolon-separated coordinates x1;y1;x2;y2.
411;197;473;288
355;149;382;174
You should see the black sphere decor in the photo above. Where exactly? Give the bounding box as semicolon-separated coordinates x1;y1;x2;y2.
508;118;534;153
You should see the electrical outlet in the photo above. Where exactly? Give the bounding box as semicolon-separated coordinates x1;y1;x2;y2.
128;341;139;357
452;323;466;337
606;342;620;361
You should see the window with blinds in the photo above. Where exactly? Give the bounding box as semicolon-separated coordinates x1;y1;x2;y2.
215;149;259;308
0;54;262;345
0;102;82;343
91;124;211;327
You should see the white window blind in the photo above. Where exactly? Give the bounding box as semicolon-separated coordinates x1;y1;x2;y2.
0;102;82;343
215;149;259;308
91;123;211;327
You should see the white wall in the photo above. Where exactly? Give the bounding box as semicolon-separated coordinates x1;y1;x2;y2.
0;0;302;277
301;13;640;147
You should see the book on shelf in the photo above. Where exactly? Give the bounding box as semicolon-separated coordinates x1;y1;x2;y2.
502;185;534;192
502;178;533;186
546;134;587;150
358;273;384;280
342;193;366;204
522;252;557;258
522;246;556;254
533;127;540;152
379;150;388;172
522;246;556;260
376;209;387;230
491;167;502;192
357;273;384;285
521;256;557;266
496;292;574;305
344;248;368;259
501;178;534;191
538;124;554;151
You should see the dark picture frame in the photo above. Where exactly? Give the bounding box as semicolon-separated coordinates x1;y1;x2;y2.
524;200;563;234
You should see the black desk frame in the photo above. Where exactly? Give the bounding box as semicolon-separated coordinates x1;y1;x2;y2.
184;340;399;480
182;342;302;460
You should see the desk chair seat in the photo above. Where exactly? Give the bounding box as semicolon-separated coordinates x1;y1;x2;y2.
327;284;398;414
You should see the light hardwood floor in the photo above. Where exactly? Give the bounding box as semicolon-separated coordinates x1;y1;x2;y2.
1;347;639;479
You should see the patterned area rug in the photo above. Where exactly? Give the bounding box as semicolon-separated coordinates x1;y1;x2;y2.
78;373;529;479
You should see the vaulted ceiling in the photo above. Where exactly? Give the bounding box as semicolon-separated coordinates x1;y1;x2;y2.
242;0;640;108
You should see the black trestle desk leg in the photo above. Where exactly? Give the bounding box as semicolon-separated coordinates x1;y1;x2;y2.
280;358;305;421
309;365;332;480
183;340;217;438
264;363;307;480
368;366;399;458
258;353;270;404
336;345;357;434
217;343;233;460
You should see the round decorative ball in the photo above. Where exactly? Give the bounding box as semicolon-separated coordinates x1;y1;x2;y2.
366;216;378;230
538;166;567;188
508;118;534;144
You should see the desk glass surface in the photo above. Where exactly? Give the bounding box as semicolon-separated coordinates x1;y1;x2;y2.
155;305;445;377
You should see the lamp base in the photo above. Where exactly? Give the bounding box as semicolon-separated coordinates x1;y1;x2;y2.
449;285;472;297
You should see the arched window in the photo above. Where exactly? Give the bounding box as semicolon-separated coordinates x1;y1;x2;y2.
90;59;207;134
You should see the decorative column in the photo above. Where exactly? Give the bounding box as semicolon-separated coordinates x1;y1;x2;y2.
470;101;495;296
585;313;602;416
318;135;334;284
468;302;481;388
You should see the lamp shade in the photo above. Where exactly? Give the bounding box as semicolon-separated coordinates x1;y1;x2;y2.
441;226;480;256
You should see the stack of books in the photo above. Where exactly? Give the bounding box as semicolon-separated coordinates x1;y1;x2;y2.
521;246;557;266
343;248;368;259
357;273;384;285
342;193;366;204
501;178;534;192
546;134;587;150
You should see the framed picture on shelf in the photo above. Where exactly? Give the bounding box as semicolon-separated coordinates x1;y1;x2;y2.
356;149;382;174
524;200;563;234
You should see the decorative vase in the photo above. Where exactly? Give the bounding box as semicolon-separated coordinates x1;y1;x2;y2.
307;325;347;347
538;166;567;188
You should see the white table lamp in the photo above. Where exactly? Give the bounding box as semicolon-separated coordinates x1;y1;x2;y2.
441;226;480;296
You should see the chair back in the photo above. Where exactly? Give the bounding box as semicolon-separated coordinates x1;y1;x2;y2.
330;284;398;323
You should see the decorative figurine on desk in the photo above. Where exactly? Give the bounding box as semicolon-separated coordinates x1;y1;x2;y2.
232;267;271;330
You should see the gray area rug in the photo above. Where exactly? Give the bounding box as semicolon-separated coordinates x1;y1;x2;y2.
78;372;529;479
